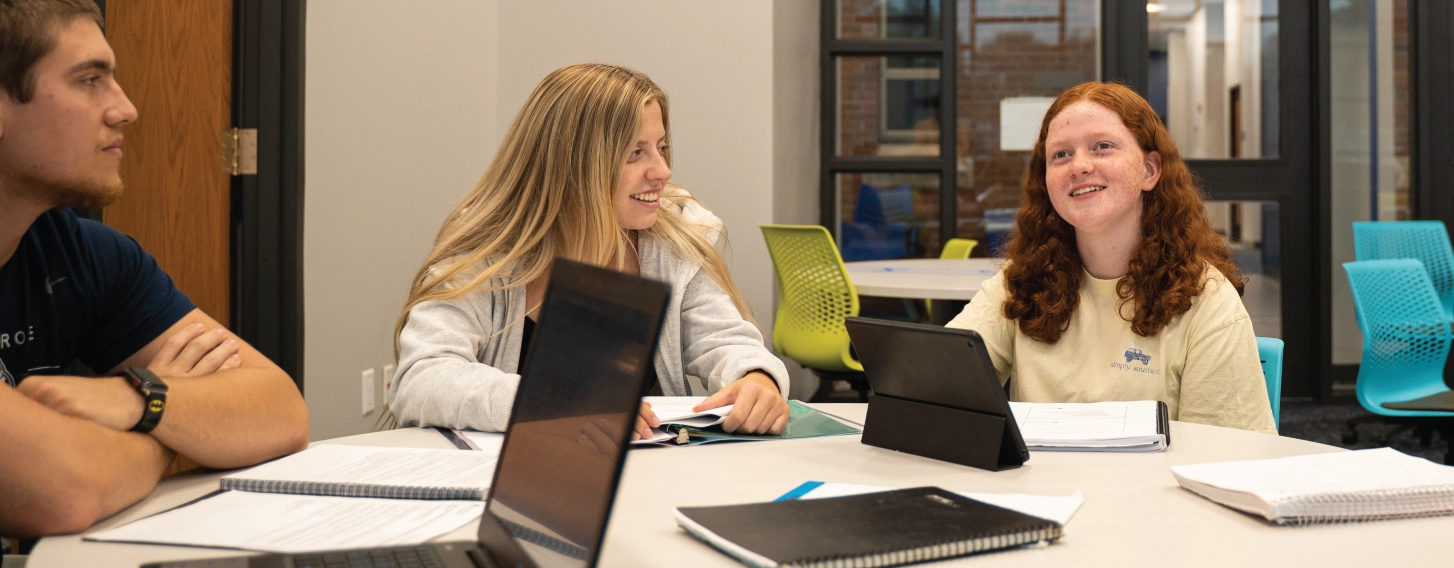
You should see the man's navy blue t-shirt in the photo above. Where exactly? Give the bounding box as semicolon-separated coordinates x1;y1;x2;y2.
0;209;195;386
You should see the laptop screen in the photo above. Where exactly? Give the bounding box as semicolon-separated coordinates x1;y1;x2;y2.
482;260;669;568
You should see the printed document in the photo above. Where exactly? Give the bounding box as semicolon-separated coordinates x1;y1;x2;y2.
85;491;482;553
1009;400;1166;450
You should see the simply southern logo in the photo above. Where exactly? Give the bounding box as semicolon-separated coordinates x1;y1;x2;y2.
1110;347;1161;375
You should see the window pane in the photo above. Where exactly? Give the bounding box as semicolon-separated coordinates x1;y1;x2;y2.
836;56;942;157
1148;0;1280;159
1329;0;1413;366
836;173;941;260
1206;200;1281;338
953;0;1099;257
838;0;942;40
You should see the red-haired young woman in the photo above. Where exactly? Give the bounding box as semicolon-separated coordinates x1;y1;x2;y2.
948;82;1275;434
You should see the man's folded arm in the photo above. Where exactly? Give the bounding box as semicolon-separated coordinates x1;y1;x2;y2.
107;308;310;469
0;388;173;537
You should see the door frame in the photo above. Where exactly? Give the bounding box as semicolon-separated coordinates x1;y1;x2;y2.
232;0;305;390
1103;0;1324;401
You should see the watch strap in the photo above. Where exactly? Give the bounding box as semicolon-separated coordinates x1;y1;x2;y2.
122;367;168;433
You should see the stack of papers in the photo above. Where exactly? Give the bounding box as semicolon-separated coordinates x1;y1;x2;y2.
86;441;499;553
1008;401;1168;451
1171;448;1454;524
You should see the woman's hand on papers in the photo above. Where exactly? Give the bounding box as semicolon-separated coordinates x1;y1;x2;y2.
694;372;788;435
632;401;661;440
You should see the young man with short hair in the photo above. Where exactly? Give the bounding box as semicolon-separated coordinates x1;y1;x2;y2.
0;0;309;536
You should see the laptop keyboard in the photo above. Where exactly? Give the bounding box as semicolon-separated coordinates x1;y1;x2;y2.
292;547;445;568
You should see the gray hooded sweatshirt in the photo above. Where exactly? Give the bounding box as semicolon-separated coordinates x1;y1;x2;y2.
387;190;789;432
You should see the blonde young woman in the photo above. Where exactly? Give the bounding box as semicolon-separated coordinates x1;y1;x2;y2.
388;64;791;438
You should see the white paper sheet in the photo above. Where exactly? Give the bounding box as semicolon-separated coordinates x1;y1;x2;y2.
85;491;482;553
1009;400;1165;450
794;482;1084;526
455;430;506;455
634;396;735;445
643;396;733;427
223;444;498;490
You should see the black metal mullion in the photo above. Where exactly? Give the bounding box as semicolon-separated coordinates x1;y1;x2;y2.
829;158;944;171
1413;0;1453;226
938;0;957;247
1101;0;1149;94
820;0;838;235
829;39;946;53
232;0;304;388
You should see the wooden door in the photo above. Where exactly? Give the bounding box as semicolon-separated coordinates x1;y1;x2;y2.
103;1;233;329
103;1;233;477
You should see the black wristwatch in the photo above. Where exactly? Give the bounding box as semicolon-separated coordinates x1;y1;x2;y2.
121;368;168;433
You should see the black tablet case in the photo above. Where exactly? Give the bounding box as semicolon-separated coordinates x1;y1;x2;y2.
845;318;1029;471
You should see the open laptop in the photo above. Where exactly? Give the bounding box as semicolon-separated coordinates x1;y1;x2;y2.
843;317;1029;467
148;259;671;568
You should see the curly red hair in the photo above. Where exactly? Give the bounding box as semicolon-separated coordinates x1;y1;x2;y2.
1001;82;1243;344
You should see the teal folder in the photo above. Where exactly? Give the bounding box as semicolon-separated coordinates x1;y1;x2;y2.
664;401;860;445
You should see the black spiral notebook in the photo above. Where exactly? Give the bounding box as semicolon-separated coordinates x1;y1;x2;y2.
675;487;1063;568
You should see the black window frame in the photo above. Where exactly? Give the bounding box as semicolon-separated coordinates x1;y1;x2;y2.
820;0;959;253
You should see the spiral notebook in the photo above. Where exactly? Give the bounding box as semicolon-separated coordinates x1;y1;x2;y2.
675;487;1062;568
219;443;498;500
1171;448;1454;524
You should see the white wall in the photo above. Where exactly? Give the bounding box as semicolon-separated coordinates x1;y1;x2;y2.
304;0;499;440
303;1;821;438
772;0;823;398
496;1;778;330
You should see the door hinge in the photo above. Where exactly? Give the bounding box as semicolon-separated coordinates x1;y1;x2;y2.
223;127;258;175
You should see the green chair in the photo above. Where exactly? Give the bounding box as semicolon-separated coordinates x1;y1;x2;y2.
926;238;978;319
1256;337;1284;430
760;224;870;402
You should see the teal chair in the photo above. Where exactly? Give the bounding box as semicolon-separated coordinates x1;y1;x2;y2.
1353;221;1454;320
1342;259;1454;464
1257;337;1284;430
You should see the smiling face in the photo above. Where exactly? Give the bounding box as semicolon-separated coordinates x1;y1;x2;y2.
613;100;670;231
1042;101;1161;240
0;16;137;209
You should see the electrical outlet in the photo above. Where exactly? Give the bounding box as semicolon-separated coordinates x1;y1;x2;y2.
382;363;396;392
362;368;376;416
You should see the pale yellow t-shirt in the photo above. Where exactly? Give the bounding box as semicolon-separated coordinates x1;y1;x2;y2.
947;266;1276;434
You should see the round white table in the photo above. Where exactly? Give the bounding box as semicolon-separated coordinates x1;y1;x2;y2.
32;405;1454;567
844;258;1002;301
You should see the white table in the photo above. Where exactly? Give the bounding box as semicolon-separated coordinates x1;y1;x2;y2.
845;258;1002;300
32;405;1454;567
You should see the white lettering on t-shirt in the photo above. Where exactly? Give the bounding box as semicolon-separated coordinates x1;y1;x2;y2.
0;327;36;350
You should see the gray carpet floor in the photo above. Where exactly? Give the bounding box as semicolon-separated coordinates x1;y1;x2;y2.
1278;401;1449;463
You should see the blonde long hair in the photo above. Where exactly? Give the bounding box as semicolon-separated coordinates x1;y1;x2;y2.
394;63;751;355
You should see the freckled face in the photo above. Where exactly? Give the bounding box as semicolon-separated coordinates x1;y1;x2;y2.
614;101;670;231
1042;101;1161;238
0;16;138;208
